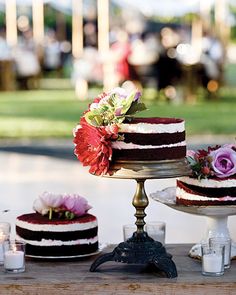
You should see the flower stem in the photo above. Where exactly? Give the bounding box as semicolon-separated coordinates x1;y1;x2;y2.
49;208;53;220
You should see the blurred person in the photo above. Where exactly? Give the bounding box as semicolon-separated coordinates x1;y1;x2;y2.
13;29;41;89
200;31;224;94
71;47;102;99
154;27;182;95
43;29;62;75
128;32;160;88
110;29;138;86
0;28;11;60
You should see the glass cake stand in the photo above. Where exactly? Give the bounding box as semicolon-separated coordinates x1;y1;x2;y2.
89;159;190;278
150;188;236;259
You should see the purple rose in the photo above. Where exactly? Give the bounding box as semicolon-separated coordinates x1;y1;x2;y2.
210;147;236;178
63;194;92;217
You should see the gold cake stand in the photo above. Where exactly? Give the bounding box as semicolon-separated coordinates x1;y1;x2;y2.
90;159;190;278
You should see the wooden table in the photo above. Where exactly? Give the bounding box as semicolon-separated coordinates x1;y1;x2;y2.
0;244;235;295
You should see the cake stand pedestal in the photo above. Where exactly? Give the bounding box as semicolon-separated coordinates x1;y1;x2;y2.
151;189;236;259
90;159;190;278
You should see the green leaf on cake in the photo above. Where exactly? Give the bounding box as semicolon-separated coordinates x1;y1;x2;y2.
126;101;147;116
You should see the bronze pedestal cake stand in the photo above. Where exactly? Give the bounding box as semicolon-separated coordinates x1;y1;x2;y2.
90;159;190;278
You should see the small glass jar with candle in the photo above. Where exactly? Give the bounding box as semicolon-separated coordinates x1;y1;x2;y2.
201;243;224;276
209;237;231;269
4;241;25;273
0;222;11;265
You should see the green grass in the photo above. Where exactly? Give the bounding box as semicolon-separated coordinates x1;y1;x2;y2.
0;87;235;139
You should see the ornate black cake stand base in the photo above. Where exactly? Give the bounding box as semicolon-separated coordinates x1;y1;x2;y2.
89;160;190;278
90;232;177;278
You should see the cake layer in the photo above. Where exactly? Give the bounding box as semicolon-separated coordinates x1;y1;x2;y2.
16;226;98;241
24;241;99;257
177;179;236;198
122;131;185;146
120;117;185;134
112;146;186;161
176;179;236;206
16;213;98;232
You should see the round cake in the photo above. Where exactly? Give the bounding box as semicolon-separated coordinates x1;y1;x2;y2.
176;144;236;206
16;213;98;257
73;87;186;175
16;192;98;257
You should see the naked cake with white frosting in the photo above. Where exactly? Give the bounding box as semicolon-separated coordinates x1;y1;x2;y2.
73;87;186;175
176;145;236;205
16;192;98;257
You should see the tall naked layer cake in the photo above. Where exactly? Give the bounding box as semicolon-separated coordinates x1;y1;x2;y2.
73;87;186;175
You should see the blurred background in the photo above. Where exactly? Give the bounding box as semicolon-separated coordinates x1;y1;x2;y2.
0;0;236;246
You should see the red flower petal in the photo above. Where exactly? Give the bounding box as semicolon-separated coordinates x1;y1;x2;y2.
73;118;119;176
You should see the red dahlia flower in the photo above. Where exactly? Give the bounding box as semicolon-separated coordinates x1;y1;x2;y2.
73;118;119;176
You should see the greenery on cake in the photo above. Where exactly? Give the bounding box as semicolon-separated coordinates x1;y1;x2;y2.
33;192;92;220
73;87;146;176
187;144;236;180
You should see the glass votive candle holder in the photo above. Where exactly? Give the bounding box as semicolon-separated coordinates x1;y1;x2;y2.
4;241;26;273
123;224;136;241
0;222;11;265
201;243;224;276
209;237;231;269
146;221;166;245
0;222;11;240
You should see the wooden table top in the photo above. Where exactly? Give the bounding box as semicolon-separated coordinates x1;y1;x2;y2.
0;244;235;295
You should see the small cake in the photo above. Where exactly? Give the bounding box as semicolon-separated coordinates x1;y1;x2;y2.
176;145;236;205
73;87;186;175
16;192;98;257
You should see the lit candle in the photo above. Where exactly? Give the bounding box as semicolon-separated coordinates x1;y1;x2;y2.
4;246;24;270
202;253;222;273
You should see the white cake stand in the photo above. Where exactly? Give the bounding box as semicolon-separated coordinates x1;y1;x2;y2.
150;187;236;259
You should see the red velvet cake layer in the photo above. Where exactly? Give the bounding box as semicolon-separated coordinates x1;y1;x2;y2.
123;131;185;146
112;146;186;161
25;242;99;257
125;117;184;124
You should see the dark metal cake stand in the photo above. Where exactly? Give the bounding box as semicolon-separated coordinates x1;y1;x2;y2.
90;159;190;278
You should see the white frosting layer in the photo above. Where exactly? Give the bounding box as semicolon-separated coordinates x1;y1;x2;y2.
112;140;186;150
176;187;236;202
16;218;98;232
16;235;98;246
119;121;185;134
179;176;236;188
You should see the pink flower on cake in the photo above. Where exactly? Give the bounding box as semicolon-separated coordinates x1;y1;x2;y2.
33;192;64;216
187;144;236;179
210;146;236;178
63;194;92;217
33;192;92;220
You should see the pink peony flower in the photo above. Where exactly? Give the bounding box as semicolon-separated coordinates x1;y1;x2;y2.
33;192;64;215
63;194;92;217
210;147;236;178
39;191;64;208
33;198;49;215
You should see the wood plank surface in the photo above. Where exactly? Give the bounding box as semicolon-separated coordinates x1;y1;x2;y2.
0;244;236;295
